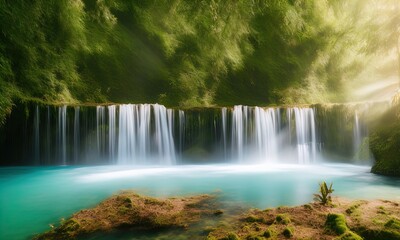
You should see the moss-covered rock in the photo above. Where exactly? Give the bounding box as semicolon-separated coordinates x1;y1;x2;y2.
207;198;400;240
263;229;272;238
357;227;400;240
325;213;363;240
282;226;293;238
245;215;263;223
385;218;400;230
325;213;348;235
275;214;291;224
334;231;363;240
226;232;241;240
34;192;215;239
370;102;400;177
246;234;264;240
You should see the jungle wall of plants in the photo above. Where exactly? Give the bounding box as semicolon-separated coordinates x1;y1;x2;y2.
0;0;399;124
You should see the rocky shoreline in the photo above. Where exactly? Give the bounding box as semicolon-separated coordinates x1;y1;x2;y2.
34;192;400;240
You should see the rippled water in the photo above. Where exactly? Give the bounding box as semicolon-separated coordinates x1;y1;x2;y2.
1;164;399;239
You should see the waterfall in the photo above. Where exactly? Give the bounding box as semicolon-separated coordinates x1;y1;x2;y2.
153;104;176;164
228;106;317;163
58;106;67;165
287;109;292;145
138;104;150;162
108;105;116;162
118;105;137;164
221;107;227;158
353;110;362;154
96;106;106;157
115;104;176;164
10;103;383;166
292;108;317;164
73;107;80;163
179;110;185;158
254;107;279;162
46;106;51;164
33;105;40;164
232;106;245;161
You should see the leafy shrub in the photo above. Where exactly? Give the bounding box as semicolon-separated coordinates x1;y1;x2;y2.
314;182;334;205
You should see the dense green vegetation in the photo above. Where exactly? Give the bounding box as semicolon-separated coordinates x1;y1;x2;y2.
0;0;399;123
370;92;400;177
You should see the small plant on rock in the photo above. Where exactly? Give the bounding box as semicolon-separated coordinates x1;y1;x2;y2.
314;181;334;205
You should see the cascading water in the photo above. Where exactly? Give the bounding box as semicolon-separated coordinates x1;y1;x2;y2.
58;106;67;165
232;105;245;161
74;107;80;163
292;108;317;164
222;107;227;158
96;106;106;158
228;106;316;163
108;105;116;162
153;104;176;164
353;111;362;153
254;107;279;162
178;110;185;158
3;103;383;166
33;105;40;164
116;104;176;164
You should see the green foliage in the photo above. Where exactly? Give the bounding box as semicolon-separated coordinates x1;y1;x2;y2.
325;213;348;235
358;228;400;240
385;219;400;230
226;232;241;240
314;182;334;205
325;213;363;240
275;214;291;224
334;231;363;240
0;0;399;111
370;100;400;177
245;215;263;223
282;226;294;238
263;229;272;238
345;203;362;215
246;234;263;240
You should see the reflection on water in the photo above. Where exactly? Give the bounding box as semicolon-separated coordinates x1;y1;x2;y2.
0;164;399;239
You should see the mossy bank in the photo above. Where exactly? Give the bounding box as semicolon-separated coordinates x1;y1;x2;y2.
370;94;400;177
34;192;400;240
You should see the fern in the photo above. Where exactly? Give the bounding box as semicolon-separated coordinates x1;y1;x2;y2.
313;182;334;205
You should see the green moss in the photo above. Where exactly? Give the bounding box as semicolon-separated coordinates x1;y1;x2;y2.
370;105;400;177
206;236;218;240
60;219;80;232
263;229;272;238
226;232;241;240
325;214;363;240
325;213;348;235
334;231;362;240
385;219;400;230
345;203;361;215
275;214;291;224
282;227;293;238
303;204;313;210
242;225;251;232
357;228;400;240
118;206;130;214
246;234;264;240
377;206;387;215
245;215;263;223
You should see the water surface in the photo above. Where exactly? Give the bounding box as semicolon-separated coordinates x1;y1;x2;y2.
1;164;399;239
